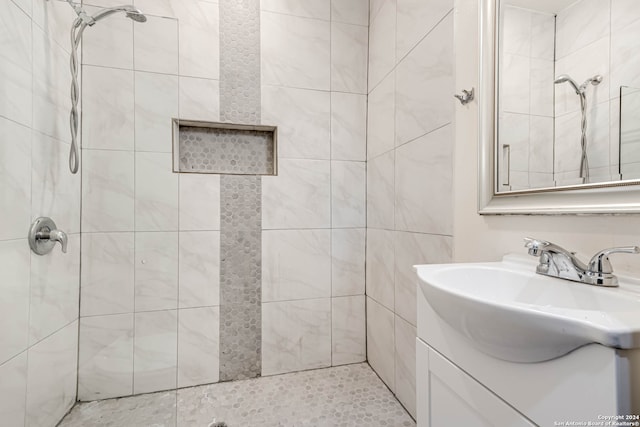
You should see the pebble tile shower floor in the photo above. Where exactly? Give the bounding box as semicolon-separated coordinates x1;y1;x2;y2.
58;363;415;427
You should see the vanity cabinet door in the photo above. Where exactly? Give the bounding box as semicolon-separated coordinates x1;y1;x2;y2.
417;339;535;427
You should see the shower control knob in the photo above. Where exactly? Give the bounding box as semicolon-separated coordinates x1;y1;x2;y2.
28;217;68;255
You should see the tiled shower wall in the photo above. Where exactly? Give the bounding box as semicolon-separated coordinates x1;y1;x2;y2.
365;0;455;417
499;5;555;190
554;0;633;183
0;1;81;426
78;0;368;400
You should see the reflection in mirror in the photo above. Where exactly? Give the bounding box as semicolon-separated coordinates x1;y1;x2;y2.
496;0;640;193
620;86;640;180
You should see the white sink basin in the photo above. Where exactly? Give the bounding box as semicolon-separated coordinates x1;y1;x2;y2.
415;255;640;362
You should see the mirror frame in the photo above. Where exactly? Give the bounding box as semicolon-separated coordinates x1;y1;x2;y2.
478;0;640;215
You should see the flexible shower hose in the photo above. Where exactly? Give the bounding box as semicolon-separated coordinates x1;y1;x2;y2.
68;18;87;175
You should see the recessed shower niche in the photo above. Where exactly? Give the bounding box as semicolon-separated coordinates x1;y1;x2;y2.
172;119;278;175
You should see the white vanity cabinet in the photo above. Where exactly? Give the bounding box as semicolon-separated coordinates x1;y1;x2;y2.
416;286;640;427
417;339;535;427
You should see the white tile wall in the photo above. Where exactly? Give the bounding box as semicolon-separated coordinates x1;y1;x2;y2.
134;232;179;312
80;233;135;316
261;11;330;91
78;314;134;401
262;298;332;376
365;0;454;415
178;231;220;308
262;229;331;302
331;161;366;228
261;85;331;159
331;92;367;161
177;307;220;388
133;310;178;394
331;295;366;366
331;229;366;297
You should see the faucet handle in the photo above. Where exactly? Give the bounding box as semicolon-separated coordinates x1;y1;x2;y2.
523;237;550;256
587;246;640;274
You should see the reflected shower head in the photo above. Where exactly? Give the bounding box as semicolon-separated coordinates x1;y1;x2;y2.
554;74;582;94
91;5;147;23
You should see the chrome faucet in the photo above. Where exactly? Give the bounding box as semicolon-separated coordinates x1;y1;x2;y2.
28;217;68;255
524;237;639;287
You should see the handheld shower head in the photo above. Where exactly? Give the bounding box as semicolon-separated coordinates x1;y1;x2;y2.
91;5;147;23
554;74;582;95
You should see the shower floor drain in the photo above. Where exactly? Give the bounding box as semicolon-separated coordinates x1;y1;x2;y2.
208;421;228;427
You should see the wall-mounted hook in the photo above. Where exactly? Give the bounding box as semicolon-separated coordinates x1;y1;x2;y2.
454;88;474;105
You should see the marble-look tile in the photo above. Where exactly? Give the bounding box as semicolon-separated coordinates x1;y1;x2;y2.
78;314;134;401
366;297;395;391
81;233;135;316
135;72;179;153
368;0;395;90
331;161;366;228
178;231;220;308
0;352;27;426
31;132;81;234
179;174;220;231
500;5;531;57
394;231;452;326
135;232;179;311
555;102;610;174
177;307;219;388
367;72;395;157
178;77;220;122
261;85;330;159
369;0;386;23
499;53;530;115
262;229;331;302
31;0;76;53
61;364;414;427
331;0;368;26
555;37;609;116
556;0;610;59
11;0;31;17
261;11;330;90
135;152;179;231
394;315;416;418
611;0;640;32
529;116;554;174
500;112;530;172
367;150;394;229
29;234;80;345
529;58;554;117
611;20;640;101
134;15;179;74
530;11;555;61
261;0;329;20
366;228;394;310
331;92;366;161
26;321;78;427
32;25;69;142
0;240;30;364
82;66;135;151
332;295;366;366
134;310;178;394
82;150;135;232
0;0;32;127
262;159;331;229
395;125;453;235
331;22;368;94
395;14;453;145
262;298;331;376
0;118;31;241
397;0;451;61
178;1;219;80
331;228;365;297
82;5;134;69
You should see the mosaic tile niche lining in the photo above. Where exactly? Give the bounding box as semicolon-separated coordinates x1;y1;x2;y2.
173;120;277;175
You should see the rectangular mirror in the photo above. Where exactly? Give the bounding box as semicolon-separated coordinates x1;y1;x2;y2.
479;0;640;214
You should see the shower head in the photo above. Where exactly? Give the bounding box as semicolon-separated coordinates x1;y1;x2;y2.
91;5;147;24
554;74;582;95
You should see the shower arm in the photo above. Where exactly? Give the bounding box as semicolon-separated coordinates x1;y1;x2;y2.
65;0;96;26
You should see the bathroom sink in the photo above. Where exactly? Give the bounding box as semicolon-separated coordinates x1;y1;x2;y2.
415;255;640;362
